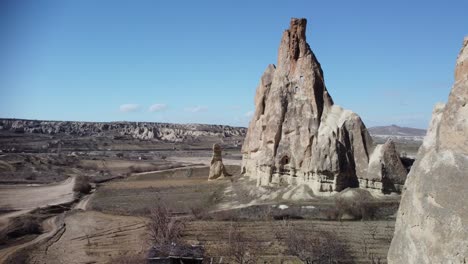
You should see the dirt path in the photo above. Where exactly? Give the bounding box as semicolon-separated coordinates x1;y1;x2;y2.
74;192;94;211
25;211;147;264
0;215;65;263
0;177;76;213
167;156;241;166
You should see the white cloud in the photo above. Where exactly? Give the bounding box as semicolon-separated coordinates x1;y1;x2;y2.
185;106;208;113
119;104;140;113
245;110;254;118
148;104;167;112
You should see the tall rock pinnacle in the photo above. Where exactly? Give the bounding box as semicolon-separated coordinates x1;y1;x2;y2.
208;144;230;180
241;18;403;193
388;37;468;263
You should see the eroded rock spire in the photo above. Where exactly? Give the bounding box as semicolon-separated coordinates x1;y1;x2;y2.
241;18;384;192
388;36;468;263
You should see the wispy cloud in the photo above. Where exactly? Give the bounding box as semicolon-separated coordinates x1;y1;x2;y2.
148;104;167;112
245;110;254;117
227;105;242;110
185;106;208;113
119;104;140;112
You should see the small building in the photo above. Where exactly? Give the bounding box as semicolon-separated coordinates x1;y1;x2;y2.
147;244;204;264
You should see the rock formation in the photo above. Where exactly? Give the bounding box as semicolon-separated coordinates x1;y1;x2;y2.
0;119;246;143
388;37;468;263
362;139;408;193
208;144;230;180
242;18;406;193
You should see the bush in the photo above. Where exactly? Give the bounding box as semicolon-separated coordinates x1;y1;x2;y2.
335;190;377;220
147;205;185;246
0;215;42;244
25;173;37;181
223;223;262;264
73;175;92;194
129;166;143;173
281;221;352;263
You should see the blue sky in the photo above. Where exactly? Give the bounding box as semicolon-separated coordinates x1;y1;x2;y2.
1;0;467;128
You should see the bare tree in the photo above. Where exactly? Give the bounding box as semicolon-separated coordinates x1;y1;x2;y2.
224;222;261;264
281;221;350;264
360;236;382;264
365;221;379;240
146;205;185;246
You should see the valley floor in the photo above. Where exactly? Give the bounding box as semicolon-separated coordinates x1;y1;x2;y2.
0;134;401;263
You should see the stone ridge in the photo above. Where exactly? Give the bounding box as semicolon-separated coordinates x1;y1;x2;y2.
0;118;247;143
455;36;468;82
388;37;468;263
241;18;406;193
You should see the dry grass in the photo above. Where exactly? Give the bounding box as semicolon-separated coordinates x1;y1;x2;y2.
107;254;146;264
90;166;230;215
184;220;394;263
280;220;352;263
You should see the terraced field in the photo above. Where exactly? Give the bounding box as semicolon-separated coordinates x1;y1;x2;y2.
20;211;148;264
184;220;394;263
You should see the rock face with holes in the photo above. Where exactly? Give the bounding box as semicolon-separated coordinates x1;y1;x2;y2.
388;37;468;263
241;18;380;192
208;144;230;180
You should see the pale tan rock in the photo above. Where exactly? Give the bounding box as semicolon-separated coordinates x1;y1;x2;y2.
242;18;375;192
208;144;230;180
455;37;468;83
388;37;468;263
363;139;407;193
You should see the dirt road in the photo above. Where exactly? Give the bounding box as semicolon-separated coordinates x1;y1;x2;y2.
0;177;75;231
24;211;147;264
0;177;76;212
167;156;241;166
0;215;65;263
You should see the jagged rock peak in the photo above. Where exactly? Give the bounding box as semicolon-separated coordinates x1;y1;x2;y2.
277;18;323;78
242;18;376;192
455;36;468;82
285;18;308;62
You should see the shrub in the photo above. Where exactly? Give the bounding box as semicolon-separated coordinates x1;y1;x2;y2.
281;221;351;263
335;190;377;220
73;175;92;194
25;173;37;181
0;215;42;244
147;205;185;246
190;206;207;220
224;223;262;264
129;166;143;173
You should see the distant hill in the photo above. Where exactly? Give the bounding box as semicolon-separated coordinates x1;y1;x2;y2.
368;125;426;143
368;125;426;137
0;118;246;145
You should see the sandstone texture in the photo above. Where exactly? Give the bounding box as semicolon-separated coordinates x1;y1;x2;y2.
0;119;246;143
388;38;468;263
362;139;408;193
242;18;406;193
208;144;230;180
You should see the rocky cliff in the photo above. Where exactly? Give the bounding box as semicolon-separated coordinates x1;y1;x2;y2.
0;119;246;143
388;37;468;263
241;18;406;193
